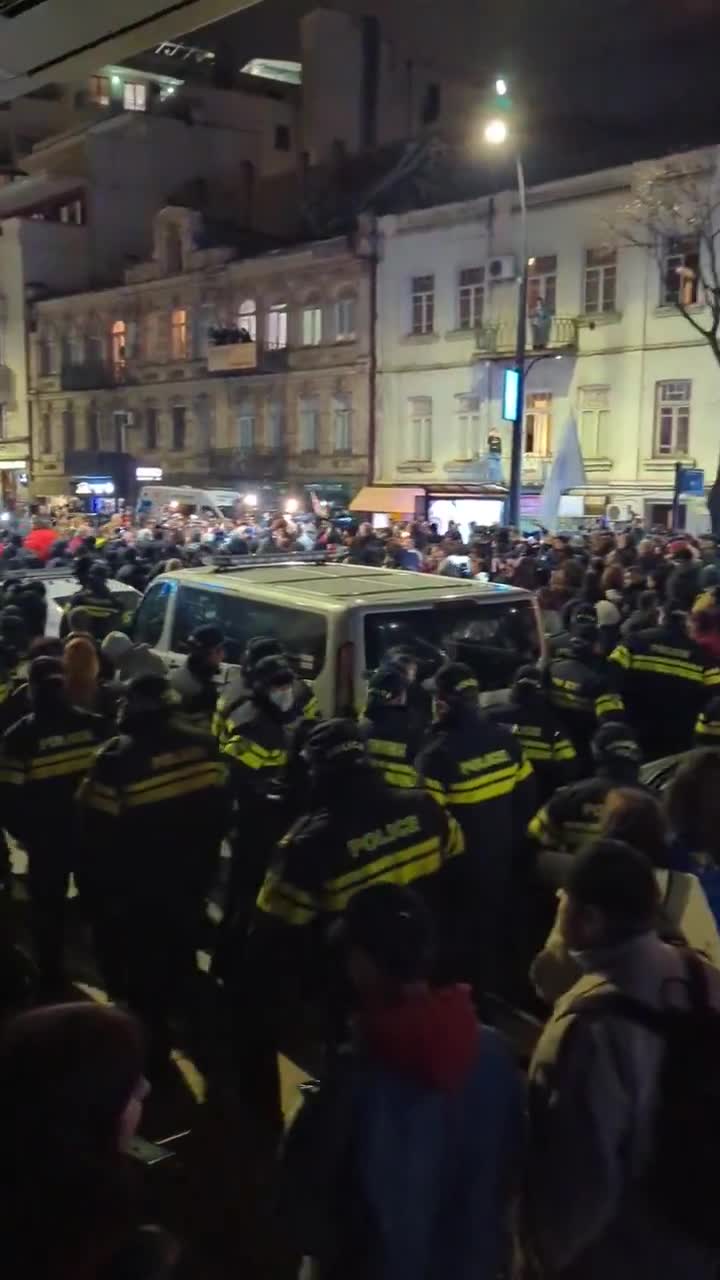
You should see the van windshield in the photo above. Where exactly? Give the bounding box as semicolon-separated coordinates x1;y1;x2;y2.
364;597;540;690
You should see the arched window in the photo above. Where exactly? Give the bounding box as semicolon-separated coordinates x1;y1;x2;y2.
165;223;183;274
333;394;352;453
302;297;322;346
112;320;127;374
335;292;356;341
237;298;257;342
171;308;188;360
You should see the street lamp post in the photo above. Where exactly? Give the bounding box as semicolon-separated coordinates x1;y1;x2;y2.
483;81;528;528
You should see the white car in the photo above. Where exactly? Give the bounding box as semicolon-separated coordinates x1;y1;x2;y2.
38;575;141;637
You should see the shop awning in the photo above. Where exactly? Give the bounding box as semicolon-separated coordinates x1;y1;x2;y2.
350;486;425;513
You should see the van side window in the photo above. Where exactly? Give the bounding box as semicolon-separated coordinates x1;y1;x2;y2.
133;580;174;647
170;585;327;675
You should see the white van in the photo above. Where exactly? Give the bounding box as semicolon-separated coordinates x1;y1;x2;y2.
136;486;242;522
131;560;544;715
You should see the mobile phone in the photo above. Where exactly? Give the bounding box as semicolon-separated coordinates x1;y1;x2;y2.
126;1135;176;1166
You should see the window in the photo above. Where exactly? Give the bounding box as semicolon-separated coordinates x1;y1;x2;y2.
172;405;187;451
267;401;284;449
525;392;552;456
407;396;432;461
111;319;126;373
237;298;257;342
143;312;160;360
40;413;52;455
333;395;352;453
578;385;610;457
458;268;484;330
171;308;188;360
455;394;480;459
123;81;147;112
654;381;691;456
584;248;617;315
38;335;55;377
274;123;291;151
197;302;215;355
302;304;322;346
170;584;327;671
411;275;435;335
86;407;99;452
528;255;557;315
86;332;104;365
266;303;288;350
335;295;356;340
69;329;84;364
164;224;183;275
237;401;256;450
145;406;158;451
89;75;110;106
60;334;72;367
113;410;127;453
421;82;441;125
62;405;75;453
663;237;700;307
298;397;319;452
133;580;174;648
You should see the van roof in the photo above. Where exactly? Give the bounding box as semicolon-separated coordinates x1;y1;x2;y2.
157;562;533;612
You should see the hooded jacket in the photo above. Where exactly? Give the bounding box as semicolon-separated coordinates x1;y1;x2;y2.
331;985;523;1280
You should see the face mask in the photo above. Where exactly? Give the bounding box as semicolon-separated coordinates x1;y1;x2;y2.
270;687;295;713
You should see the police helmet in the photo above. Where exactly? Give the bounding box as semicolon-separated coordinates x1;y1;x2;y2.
251;654;296;693
432;661;480;704
87;560;109;584
303;718;367;773
570;602;599;644
188;624;224;654
591;721;642;768
367;666;408;706
122;673;180;717
242;635;286;676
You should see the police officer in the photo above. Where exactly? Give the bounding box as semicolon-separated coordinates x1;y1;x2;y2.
0;657;107;994
380;644;433;736
527;720;643;855
546;603;625;773
218;655;301;971
416;661;536;992
610;590;720;759
695;694;720;747
487;664;577;802
250;718;464;1019
77;674;228;1073
213;635;320;747
59;561;123;642
171;624;225;734
359;666;421;790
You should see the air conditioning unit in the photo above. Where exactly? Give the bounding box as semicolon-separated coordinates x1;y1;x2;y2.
605;500;636;524
487;254;517;282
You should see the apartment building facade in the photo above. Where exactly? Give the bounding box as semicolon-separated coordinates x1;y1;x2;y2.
29;206;371;505
375;147;720;527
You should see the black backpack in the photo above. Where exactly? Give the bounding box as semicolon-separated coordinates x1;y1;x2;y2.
570;951;720;1248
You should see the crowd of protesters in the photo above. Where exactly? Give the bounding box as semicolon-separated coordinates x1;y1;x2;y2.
2;510;720;1277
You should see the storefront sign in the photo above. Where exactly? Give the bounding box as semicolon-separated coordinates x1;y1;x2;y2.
75;480;115;496
0;441;28;462
136;466;163;481
0;460;27;471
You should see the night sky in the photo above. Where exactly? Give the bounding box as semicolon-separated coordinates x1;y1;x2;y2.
193;0;720;161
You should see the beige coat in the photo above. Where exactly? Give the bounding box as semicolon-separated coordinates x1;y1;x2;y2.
524;933;720;1280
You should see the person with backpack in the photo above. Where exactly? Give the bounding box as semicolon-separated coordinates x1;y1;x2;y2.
522;838;720;1280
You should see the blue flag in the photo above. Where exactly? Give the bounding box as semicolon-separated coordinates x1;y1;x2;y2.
539;417;586;529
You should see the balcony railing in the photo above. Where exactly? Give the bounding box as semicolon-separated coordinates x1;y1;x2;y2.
207;341;257;374
476;315;578;356
60;361;116;391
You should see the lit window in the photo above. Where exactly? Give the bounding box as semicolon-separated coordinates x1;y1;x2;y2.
335;295;356;340
528;256;557;316
407;396;432;460
237;298;257;342
584;249;617;315
525;392;553;456
302;304;322;346
333;395;352;452
237;402;256;450
171;308;188;360
578;386;611;457
111;320;126;374
123;81;147;112
89;76;110;106
458;268;484;330
455;394;480;460
411;276;434;335
266;304;288;350
663;237;699;307
298;397;319;452
654;381;691;456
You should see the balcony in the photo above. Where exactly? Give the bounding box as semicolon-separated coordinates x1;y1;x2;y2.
203;447;285;480
207;340;257;375
60;362;116;391
475;316;578;357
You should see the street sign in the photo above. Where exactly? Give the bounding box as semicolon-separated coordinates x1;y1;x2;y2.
678;467;705;496
502;368;520;422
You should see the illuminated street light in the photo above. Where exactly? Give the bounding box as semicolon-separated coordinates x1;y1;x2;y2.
484;118;509;146
495;77;508;97
244;493;258;507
